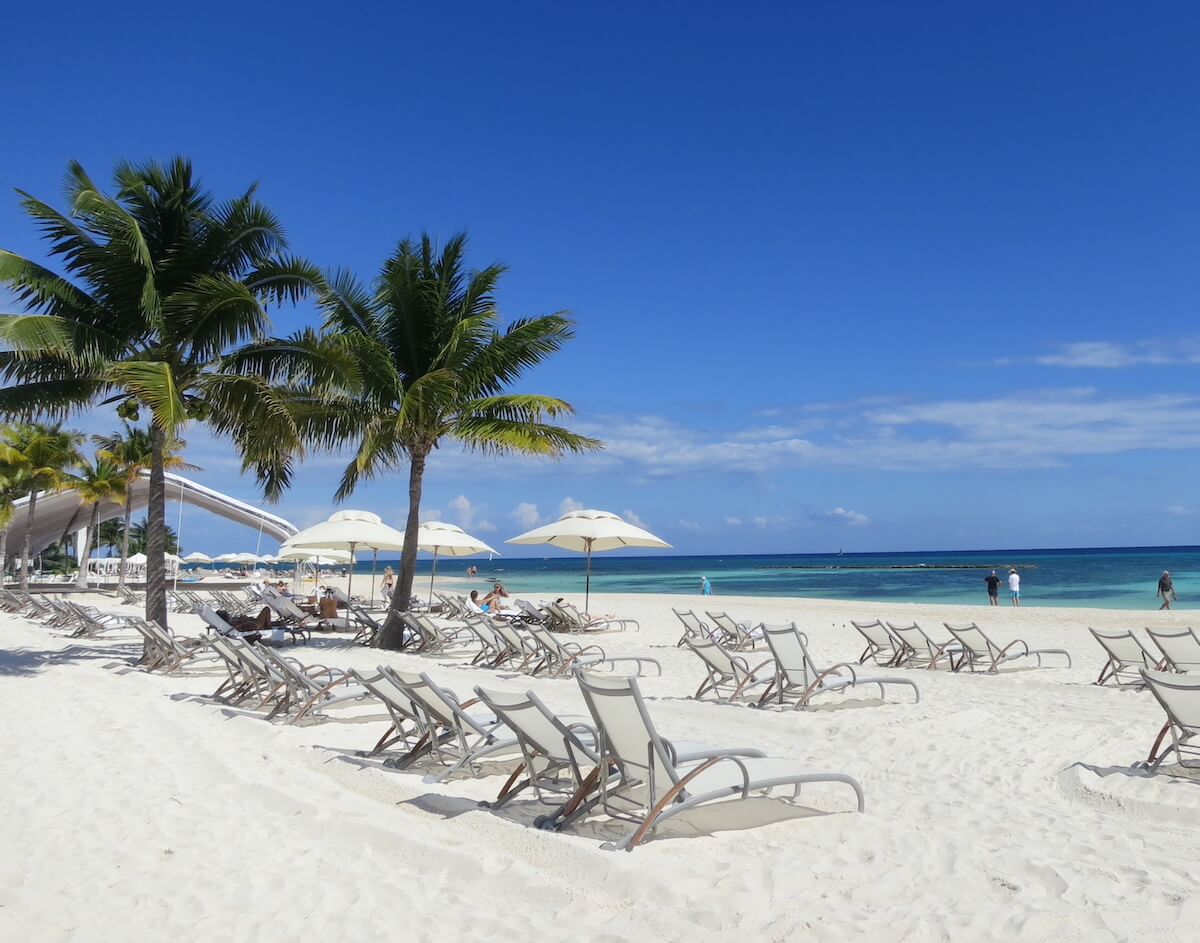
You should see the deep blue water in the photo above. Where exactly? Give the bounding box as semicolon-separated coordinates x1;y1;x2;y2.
340;546;1200;610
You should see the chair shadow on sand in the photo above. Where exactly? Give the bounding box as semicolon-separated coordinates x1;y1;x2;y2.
329;750;837;845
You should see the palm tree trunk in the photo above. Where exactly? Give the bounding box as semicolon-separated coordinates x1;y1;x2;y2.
0;528;8;582
375;448;427;650
20;490;37;593
144;424;169;632
117;501;132;591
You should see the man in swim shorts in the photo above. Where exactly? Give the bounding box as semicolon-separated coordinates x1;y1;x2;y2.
984;570;1000;606
1008;568;1021;607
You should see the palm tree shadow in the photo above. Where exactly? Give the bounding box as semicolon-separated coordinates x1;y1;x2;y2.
0;641;142;677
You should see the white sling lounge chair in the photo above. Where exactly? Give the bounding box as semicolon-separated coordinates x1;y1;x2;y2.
672;609;711;647
524;621;660;678
1140;668;1200;770
757;622;920;709
1089;629;1160;686
380;667;519;781
943;623;1072;673
472;686;601;822
684;636;775;703
551;601;639;633
1146;628;1200;674
255;646;374;724
850;620;903;666
705;612;763;650
886;622;961;670
569;669;865;851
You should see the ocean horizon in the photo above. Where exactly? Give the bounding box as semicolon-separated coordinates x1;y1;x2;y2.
329;544;1200;610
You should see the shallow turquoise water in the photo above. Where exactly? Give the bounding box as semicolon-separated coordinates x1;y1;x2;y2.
380;546;1200;610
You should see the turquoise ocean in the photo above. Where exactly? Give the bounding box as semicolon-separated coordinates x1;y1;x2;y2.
363;545;1200;610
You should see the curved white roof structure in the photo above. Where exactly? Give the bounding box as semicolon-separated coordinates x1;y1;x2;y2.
5;471;298;556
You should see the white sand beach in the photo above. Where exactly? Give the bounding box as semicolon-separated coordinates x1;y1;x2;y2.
2;589;1199;942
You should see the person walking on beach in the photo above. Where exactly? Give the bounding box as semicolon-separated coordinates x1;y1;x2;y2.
1008;568;1021;607
381;566;395;595
984;570;1001;606
1158;570;1177;610
700;576;712;596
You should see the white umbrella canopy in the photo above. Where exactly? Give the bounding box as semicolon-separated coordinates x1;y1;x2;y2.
214;553;239;563
183;551;212;563
276;546;355;564
506;509;671;609
285;509;408;600
416;521;499;603
127;552;148;565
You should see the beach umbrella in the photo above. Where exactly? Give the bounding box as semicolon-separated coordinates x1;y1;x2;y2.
416;521;498;604
214;552;239;563
276;546;356;563
183;551;212;563
230;552;260;565
506;509;671;610
284;509;406;602
127;552;148;565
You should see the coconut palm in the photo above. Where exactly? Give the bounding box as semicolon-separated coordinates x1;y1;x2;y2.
67;455;127;588
126;517;179;555
94;423;195;590
233;233;601;648
0;423;84;590
0;463;31;579
0;158;320;626
96;519;123;556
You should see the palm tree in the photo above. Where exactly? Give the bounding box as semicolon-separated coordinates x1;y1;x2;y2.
0;454;32;578
96;519;123;556
126;517;178;555
0;423;84;590
67;455;127;588
0;158;320;627
236;233;601;648
95;423;195;590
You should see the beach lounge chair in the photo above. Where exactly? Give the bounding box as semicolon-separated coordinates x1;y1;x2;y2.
1140;668;1200;770
850;620;903;666
1146;628;1200;673
886;622;962;670
472;685;601;819
550;601;639;633
254;646;374;724
705;612;763;650
128;619;218;674
757;622;920;709
524;621;660;678
115;585;144;606
1089;629;1160;686
943;623;1072;673
684;636;775;703
378;667;519;781
350;667;428;757
515;599;552;626
672;609;711;647
568;668;865;851
263;589;348;632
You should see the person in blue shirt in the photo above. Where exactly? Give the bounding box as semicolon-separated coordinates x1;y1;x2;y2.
700;576;712;596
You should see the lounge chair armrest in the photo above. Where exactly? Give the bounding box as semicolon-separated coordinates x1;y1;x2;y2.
822;662;858;683
670;744;768;764
598;656;662;676
998;639;1030;658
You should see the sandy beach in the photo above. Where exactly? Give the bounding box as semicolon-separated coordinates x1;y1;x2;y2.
2;586;1199;942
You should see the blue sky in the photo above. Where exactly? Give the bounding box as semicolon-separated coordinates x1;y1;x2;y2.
2;2;1199;556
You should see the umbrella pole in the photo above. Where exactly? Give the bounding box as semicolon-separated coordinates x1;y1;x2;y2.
585;539;592;613
429;549;439;605
371;548;378;608
347;542;356;600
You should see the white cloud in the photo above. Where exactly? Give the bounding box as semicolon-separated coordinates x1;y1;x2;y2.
622;508;647;528
420;508;442;522
511;502;542;529
751;515;789;528
447;494;477;529
475;519;497;533
814;507;870;526
1003;339;1200;369
725;516;743;526
675;518;706;532
559;496;584;515
1166;505;1195;517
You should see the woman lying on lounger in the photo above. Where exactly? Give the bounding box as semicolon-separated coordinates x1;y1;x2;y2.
215;607;284;643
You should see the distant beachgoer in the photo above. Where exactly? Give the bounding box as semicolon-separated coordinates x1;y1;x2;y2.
700;576;712;596
985;571;1000;606
1158;571;1176;610
1008;568;1021;607
382;566;395;595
